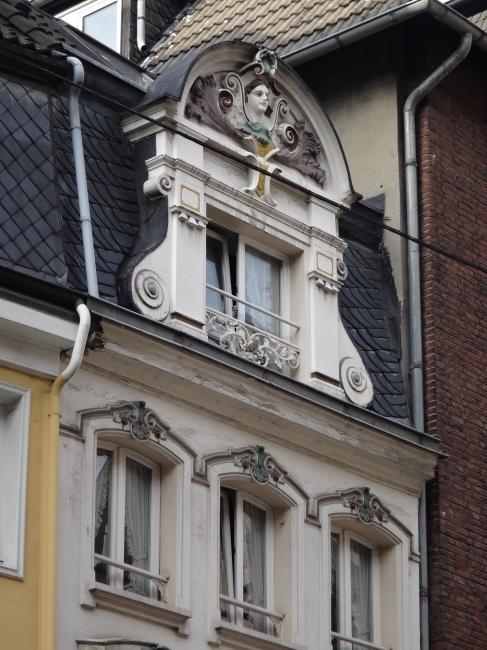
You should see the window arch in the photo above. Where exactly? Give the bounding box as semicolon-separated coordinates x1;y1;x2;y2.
320;497;419;650
78;402;195;634
204;448;307;649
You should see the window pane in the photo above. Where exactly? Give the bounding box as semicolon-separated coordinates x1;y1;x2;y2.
94;449;112;584
245;245;281;336
83;2;117;51
243;500;266;633
124;457;152;597
331;533;339;648
350;539;372;648
206;237;226;313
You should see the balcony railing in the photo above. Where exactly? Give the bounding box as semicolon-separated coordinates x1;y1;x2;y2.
219;594;285;639
331;631;392;650
94;553;169;603
206;285;300;371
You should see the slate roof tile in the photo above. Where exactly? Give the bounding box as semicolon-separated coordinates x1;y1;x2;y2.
339;241;410;423
52;95;139;301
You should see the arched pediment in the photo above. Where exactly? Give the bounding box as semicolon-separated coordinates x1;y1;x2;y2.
144;42;355;205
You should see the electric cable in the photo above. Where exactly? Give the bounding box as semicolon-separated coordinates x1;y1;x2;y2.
3;46;487;277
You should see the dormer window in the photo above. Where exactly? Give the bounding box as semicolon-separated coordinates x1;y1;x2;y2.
206;229;287;337
58;0;121;52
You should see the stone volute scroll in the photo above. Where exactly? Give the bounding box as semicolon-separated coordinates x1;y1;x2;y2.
185;48;327;206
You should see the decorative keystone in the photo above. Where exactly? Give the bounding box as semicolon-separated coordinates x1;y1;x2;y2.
235;445;285;485
343;487;389;525
113;401;167;443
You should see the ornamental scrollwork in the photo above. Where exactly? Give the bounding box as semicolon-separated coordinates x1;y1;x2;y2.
112;401;167;443
343;487;389;525
235;445;285;485
205;310;300;370
185;48;326;204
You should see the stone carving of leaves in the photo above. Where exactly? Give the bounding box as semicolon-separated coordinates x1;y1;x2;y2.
185;75;244;141
274;120;326;186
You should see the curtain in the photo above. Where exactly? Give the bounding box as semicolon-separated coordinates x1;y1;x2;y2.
330;533;339;649
350;539;372;649
95;451;112;552
243;500;267;633
245;246;281;336
125;457;152;597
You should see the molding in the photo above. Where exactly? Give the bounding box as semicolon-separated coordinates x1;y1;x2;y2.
215;621;307;650
313;488;419;562
0;381;31;580
77;641;161;648
89;583;191;635
73;404;198;462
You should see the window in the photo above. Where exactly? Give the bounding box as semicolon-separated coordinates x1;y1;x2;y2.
219;488;275;635
59;0;121;52
94;444;161;599
206;228;288;338
331;528;380;650
0;381;30;579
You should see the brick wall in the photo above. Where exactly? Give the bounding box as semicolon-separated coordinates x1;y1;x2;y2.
417;36;487;650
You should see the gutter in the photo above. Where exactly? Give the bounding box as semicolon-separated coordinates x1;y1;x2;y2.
282;0;486;66
39;301;90;650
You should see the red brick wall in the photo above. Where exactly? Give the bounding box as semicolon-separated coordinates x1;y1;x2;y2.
417;37;487;650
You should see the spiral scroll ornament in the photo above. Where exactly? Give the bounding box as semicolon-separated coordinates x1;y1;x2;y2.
133;269;169;321
339;357;374;407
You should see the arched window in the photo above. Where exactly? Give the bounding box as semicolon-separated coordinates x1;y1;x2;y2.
94;443;161;599
330;526;379;649
219;487;274;634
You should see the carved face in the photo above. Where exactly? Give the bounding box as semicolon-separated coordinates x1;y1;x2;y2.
246;84;269;122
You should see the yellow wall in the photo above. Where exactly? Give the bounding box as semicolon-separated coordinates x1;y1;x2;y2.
0;365;52;648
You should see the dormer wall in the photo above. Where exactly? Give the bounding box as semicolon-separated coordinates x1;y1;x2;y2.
121;44;374;405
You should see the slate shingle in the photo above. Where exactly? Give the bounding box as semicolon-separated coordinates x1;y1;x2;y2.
339;240;410;424
52;96;139;302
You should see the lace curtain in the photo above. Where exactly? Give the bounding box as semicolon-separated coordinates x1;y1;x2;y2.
350;539;372;649
245;246;281;336
95;451;112;554
125;457;152;597
242;500;267;633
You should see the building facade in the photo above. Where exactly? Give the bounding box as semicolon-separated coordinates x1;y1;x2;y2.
0;0;486;649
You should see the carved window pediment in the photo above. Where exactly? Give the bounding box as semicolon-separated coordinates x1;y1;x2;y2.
184;48;327;202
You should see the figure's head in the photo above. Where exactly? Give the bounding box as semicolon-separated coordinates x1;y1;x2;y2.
244;79;270;120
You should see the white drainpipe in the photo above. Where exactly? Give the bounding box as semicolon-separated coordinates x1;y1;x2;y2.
403;32;472;650
66;57;99;298
137;0;147;52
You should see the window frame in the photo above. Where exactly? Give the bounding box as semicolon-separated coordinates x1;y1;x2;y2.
0;381;30;580
206;229;233;316
58;0;122;53
237;235;290;340
95;441;161;600
330;525;381;649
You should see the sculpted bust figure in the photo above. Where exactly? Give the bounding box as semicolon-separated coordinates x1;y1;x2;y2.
241;79;274;147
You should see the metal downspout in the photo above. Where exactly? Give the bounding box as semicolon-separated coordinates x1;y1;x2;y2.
403;32;472;650
137;0;147;52
39;301;90;650
66;57;99;298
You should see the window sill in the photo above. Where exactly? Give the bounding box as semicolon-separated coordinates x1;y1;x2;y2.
215;621;306;650
89;583;191;636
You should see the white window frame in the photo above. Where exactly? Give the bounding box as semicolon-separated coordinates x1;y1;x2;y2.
206;230;233;315
237;235;290;341
331;526;380;649
96;442;161;600
58;0;122;53
220;488;275;634
0;381;30;580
